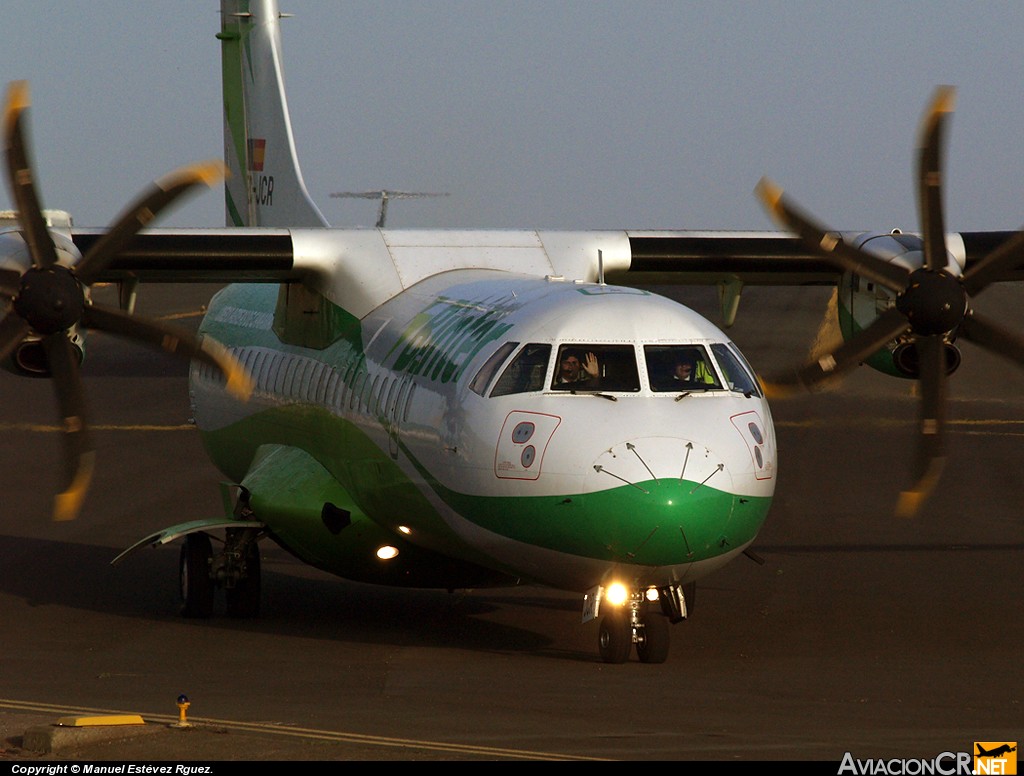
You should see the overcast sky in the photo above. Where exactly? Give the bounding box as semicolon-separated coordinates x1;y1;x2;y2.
3;1;1024;234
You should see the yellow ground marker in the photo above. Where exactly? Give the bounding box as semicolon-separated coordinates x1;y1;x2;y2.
56;714;146;727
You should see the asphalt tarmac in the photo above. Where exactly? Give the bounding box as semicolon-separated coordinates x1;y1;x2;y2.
0;281;1021;762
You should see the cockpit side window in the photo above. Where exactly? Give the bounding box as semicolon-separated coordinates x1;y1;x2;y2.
551;345;640;392
470;341;519;396
645;345;721;392
710;342;762;397
490;343;551;396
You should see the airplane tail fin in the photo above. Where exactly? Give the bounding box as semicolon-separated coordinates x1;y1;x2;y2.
219;0;328;227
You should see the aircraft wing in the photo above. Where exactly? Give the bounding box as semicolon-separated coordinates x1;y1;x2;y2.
75;227;1024;288
613;229;1024;286
72;227;302;284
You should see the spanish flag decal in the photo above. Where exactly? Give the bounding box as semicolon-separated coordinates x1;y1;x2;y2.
248;138;266;171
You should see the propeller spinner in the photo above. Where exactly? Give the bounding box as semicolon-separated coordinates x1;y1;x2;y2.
756;85;1024;518
1;81;253;521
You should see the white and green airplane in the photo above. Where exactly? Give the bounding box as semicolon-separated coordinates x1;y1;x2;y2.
3;0;1024;664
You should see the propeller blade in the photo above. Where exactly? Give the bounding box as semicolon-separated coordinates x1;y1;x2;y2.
916;86;955;273
959;308;1024;367
755;177;910;293
0;309;31;362
2;80;236;519
41;332;94;521
960;228;1024;297
3;81;58;269
0;267;21;297
81;303;253;400
895;335;947;518
75;161;226;285
762;306;909;397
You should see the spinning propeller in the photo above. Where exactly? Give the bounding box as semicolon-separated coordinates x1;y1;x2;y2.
756;85;1024;518
1;81;252;521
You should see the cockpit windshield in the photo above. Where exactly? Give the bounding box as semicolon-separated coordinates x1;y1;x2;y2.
710;342;762;397
644;345;721;391
469;341;520;396
490;343;551;396
475;339;758;398
551;345;640;392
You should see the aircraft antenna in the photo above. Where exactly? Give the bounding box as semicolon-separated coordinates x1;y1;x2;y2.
329;190;449;227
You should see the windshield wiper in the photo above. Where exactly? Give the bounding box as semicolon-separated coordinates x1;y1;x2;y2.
570;389;618;401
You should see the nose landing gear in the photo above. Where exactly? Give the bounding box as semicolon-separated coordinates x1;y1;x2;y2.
179;527;263;619
595;583;691;664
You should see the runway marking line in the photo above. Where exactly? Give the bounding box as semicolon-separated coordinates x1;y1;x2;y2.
0;698;605;761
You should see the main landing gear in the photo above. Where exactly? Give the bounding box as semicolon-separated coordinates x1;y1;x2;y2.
595;582;693;664
180;527;263;619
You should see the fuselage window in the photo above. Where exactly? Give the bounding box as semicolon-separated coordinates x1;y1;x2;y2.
288;360;301;399
396;379;411;420
364;374;378;413
644;345;721;392
306;362;322;402
491;343;551;396
293;361;305;400
470;341;519;396
341;355;360;406
385;377;400;417
274;356;292;396
302;360;317;400
250;351;267;393
710;342;762;397
324;370;340;407
552;345;640;392
285;358;301;398
376;376;390;416
402;382;416;423
266;356;282;397
350;371;366;410
259;352;277;393
343;354;358;386
314;363;331;403
360;374;373;413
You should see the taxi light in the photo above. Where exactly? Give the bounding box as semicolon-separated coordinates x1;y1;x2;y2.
376;545;399;560
645;588;660;603
605;582;628;606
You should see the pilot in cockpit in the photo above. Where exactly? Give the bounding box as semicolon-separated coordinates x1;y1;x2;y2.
657;350;717;390
555;349;599;387
670;356;698;385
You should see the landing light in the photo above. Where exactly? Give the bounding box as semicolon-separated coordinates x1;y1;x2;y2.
645;588;659;603
397;525;411;535
605;582;628;606
376;545;399;560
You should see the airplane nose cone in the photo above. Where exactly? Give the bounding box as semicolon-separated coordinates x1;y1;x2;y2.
584;436;741;565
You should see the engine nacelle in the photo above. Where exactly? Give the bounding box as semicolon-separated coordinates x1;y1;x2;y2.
0;213;88;377
837;230;966;379
2;325;86;377
891;340;962;378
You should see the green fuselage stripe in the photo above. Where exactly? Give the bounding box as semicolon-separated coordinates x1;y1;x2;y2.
199;403;769;568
